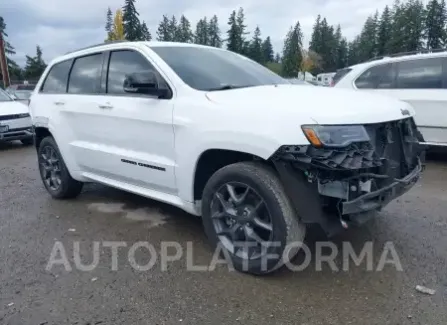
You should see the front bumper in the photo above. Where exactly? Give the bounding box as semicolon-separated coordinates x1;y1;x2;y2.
0;127;34;142
342;161;422;215
272;117;426;236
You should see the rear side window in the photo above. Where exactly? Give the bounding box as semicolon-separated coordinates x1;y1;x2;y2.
396;58;443;89
355;63;393;89
41;60;72;93
68;53;103;94
332;68;352;85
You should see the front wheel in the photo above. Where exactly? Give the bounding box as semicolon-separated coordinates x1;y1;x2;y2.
37;136;83;199
201;162;306;275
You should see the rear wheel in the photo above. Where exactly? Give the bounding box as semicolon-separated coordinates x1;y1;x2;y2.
201;162;306;275
37;136;83;199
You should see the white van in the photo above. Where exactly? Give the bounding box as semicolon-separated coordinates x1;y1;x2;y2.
334;51;447;147
316;72;335;87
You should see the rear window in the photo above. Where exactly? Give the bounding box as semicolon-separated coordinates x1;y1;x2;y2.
355;63;393;89
68;53;103;94
332;68;352;85
41;60;72;93
396;58;443;89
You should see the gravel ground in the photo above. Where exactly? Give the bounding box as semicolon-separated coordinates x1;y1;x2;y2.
0;142;446;325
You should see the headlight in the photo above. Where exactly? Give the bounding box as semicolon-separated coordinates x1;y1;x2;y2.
301;125;370;147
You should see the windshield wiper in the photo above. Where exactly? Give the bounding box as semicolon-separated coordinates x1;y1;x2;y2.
206;84;253;91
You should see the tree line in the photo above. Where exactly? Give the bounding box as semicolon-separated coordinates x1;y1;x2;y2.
1;0;446;84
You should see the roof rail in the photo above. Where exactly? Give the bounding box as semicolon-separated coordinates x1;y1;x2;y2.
367;48;447;62
65;40;130;55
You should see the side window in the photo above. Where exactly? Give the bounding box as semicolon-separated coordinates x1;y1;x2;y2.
68;53;103;94
396;58;443;89
107;50;168;95
41;60;72;93
355;63;393;89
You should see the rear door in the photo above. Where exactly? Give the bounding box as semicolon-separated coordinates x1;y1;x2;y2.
355;58;447;145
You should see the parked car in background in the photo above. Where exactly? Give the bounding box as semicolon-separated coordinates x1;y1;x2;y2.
287;79;315;86
7;89;33;104
0;88;33;145
334;50;447;147
6;83;36;92
316;72;335;86
30;41;424;274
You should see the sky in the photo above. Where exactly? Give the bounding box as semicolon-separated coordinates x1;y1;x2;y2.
0;0;427;66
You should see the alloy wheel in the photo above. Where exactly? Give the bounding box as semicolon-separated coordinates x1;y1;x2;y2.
39;146;62;191
210;182;274;260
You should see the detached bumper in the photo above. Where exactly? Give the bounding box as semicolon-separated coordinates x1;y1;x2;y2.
342;162;422;215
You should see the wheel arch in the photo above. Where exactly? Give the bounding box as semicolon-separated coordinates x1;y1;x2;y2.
192;148;274;202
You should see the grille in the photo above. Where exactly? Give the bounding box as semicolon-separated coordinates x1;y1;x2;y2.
0;113;29;121
273;118;421;173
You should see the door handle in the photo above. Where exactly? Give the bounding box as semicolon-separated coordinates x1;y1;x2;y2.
98;104;113;109
54;101;65;106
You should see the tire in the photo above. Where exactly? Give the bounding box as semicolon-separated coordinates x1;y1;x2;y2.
201;161;306;275
21;138;34;146
37;136;83;199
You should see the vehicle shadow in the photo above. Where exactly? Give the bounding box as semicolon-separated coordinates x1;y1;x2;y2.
0;140;29;152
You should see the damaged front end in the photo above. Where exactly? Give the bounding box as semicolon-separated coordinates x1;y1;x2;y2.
271;117;426;236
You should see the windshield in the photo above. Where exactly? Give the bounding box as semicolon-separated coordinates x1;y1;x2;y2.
0;88;13;102
13;90;32;100
149;46;288;91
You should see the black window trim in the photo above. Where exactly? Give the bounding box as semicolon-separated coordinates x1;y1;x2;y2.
66;51;105;95
38;58;74;94
102;48;173;100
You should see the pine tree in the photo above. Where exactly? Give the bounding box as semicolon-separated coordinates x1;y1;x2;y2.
194;17;209;45
334;25;348;69
403;0;425;52
141;22;152;41
105;7;114;41
122;0;143;41
236;8;249;55
309;15;322;57
425;0;446;49
157;15;171;41
24;46;47;80
357;14;379;62
177;15;193;43
247;26;263;63
274;53;281;63
208;15;222;48
261;36;274;63
168;15;179;42
282;22;303;78
388;0;407;54
377;6;392;56
226;10;239;52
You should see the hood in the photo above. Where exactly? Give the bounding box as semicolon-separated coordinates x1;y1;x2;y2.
0;100;29;115
206;84;415;125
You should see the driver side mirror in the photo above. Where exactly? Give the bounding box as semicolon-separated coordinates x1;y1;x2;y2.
123;71;167;97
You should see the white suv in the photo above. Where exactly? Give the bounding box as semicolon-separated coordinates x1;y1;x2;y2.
334;51;447;147
30;41;425;274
